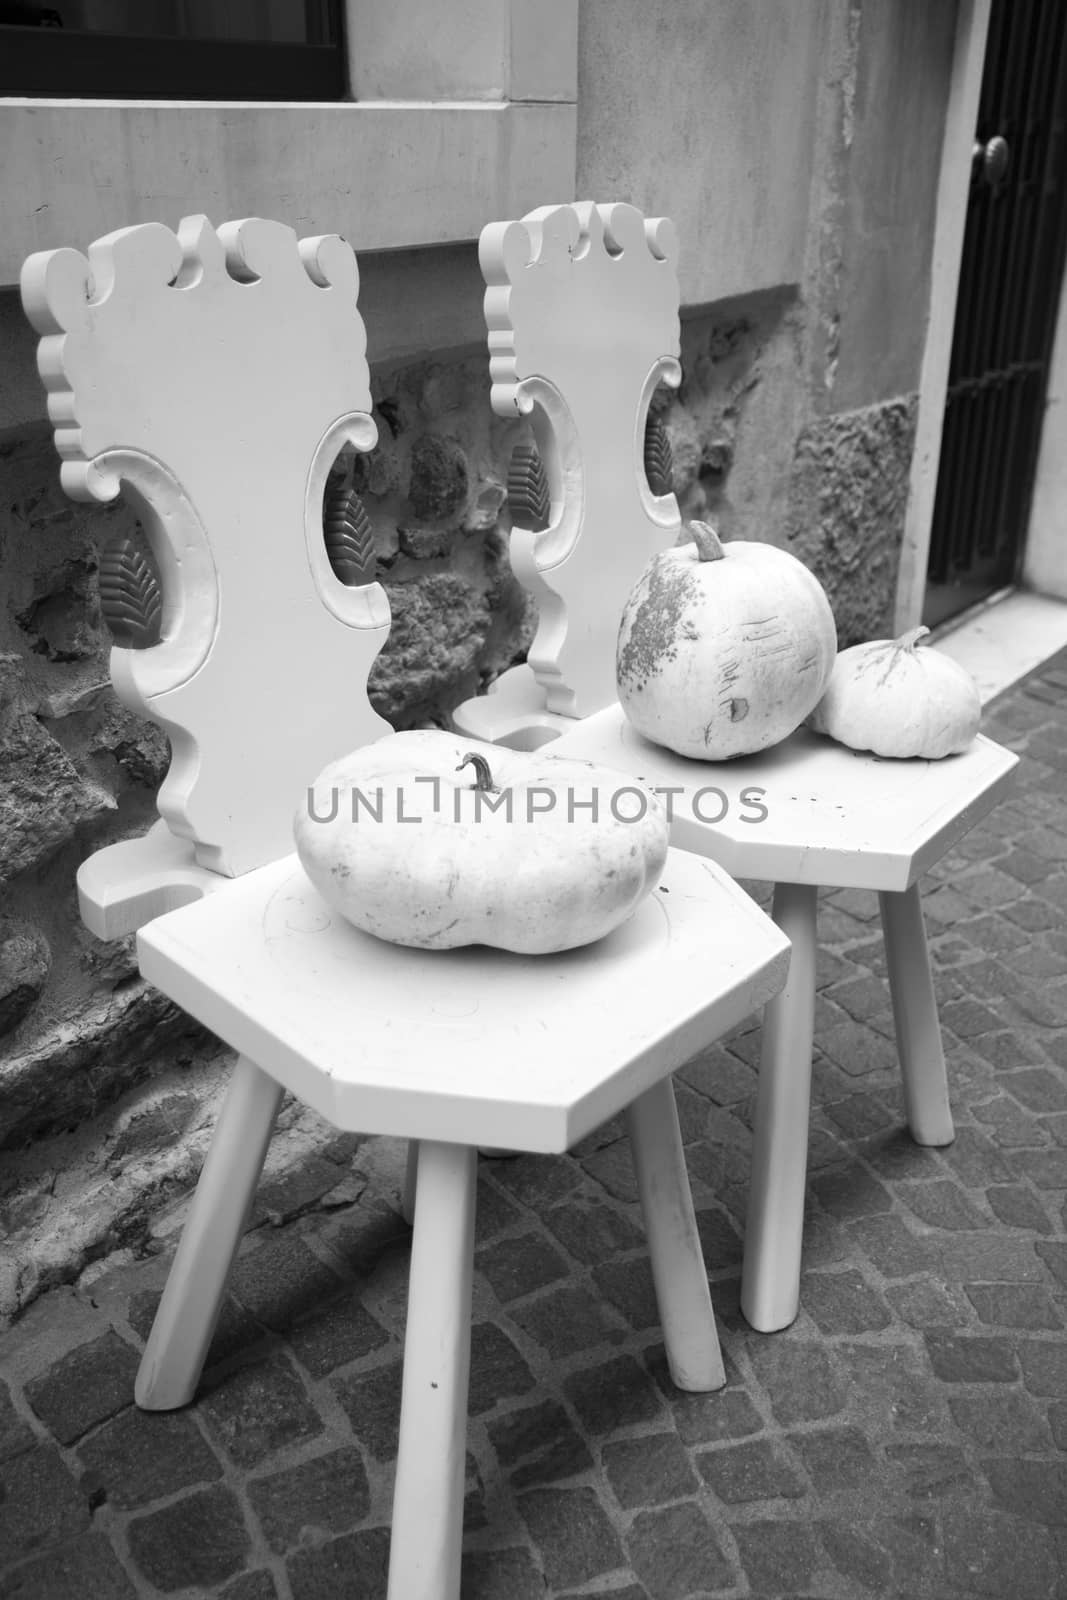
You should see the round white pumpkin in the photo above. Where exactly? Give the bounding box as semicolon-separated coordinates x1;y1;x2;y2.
615;522;838;760
293;729;669;954
807;625;981;758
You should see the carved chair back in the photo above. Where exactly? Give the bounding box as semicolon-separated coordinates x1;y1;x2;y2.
483;201;684;721
21;214;391;880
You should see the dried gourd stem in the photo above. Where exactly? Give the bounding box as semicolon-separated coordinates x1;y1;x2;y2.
896;625;931;653
456;753;498;793
689;521;726;563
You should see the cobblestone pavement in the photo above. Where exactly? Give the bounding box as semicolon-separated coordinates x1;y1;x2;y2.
3;649;1067;1600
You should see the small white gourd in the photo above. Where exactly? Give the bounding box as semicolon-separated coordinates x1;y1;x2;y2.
807;626;981;758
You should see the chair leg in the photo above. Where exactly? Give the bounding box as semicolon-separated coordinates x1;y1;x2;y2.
879;885;955;1147
740;881;818;1334
627;1076;725;1391
387;1141;477;1600
136;1055;283;1410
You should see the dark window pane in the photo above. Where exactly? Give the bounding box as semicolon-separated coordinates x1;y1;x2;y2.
0;0;346;99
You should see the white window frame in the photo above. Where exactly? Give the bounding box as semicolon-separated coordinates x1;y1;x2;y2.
0;0;578;287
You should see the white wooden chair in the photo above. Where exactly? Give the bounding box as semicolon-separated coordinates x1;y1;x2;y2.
21;212;793;1600
453;201;1020;1334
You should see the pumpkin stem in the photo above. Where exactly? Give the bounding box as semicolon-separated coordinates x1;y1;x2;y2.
897;625;931;653
456;752;497;793
689;521;726;562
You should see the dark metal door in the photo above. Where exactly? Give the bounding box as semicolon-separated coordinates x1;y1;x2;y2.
925;0;1067;629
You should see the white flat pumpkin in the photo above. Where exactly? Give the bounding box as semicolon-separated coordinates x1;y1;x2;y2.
616;522;838;760
807;625;982;759
293;729;669;954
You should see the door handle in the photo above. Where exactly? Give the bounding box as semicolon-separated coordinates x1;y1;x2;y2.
973;134;1010;186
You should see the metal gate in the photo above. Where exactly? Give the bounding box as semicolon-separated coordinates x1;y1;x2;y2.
925;0;1067;629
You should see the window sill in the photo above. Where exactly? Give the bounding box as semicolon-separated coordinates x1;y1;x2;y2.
1;96;577;287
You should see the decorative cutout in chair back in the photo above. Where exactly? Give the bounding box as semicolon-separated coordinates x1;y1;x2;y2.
21;214;391;877
480;201;682;719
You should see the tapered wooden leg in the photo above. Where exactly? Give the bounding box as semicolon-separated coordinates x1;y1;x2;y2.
741;882;817;1334
387;1141;477;1600
136;1055;283;1410
880;885;955;1147
401;1141;418;1224
628;1076;725;1391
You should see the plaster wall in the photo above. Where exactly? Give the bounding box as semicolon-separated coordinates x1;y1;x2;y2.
576;0;823;306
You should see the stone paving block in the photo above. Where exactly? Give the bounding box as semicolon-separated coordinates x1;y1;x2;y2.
626;1501;735;1599
199;1357;325;1467
744;1339;848;1428
579;1141;640;1204
473;1176;524;1242
842;1344;948;1433
847;1212;939;1276
1036;1241;1067;1289
541;1199;645;1265
246;1446;370;1552
0;1443;91;1565
924;1332;1018;1383
460;1547;545;1600
676;1045;755;1104
948;1391;1052;1451
563;1354;665;1437
731;1517;820;1593
981;1457;1067;1527
941;1232;1046;1281
220;1574;278;1600
127;1485;250;1591
883;1441;975;1499
326;1196;411;1277
696;1438;806;1503
1018;1337;1067;1396
976;1093;1056;1146
468;1323;538;1415
333;1360;402;1460
938;1125;1014;1185
1010;1146;1067;1187
488;1153;584;1210
228;1233;344;1333
587;1258;658;1336
518;1485;625;1589
965;1281;1063;1330
287;1292;391;1378
507;1281;627;1357
816;1017;901;1077
0;1533;138;1598
286;1526;390;1600
822;1090;897;1141
23;1330;140;1445
820;1519;894;1592
487;1399;593;1489
601;1431;698;1508
1005;1066;1067;1113
887;1278;969;1329
475;1231;571;1303
942;1506;1063;1597
799;1267;892;1334
896;1178;991;1231
75;1406;223;1508
787;1423;876;1491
